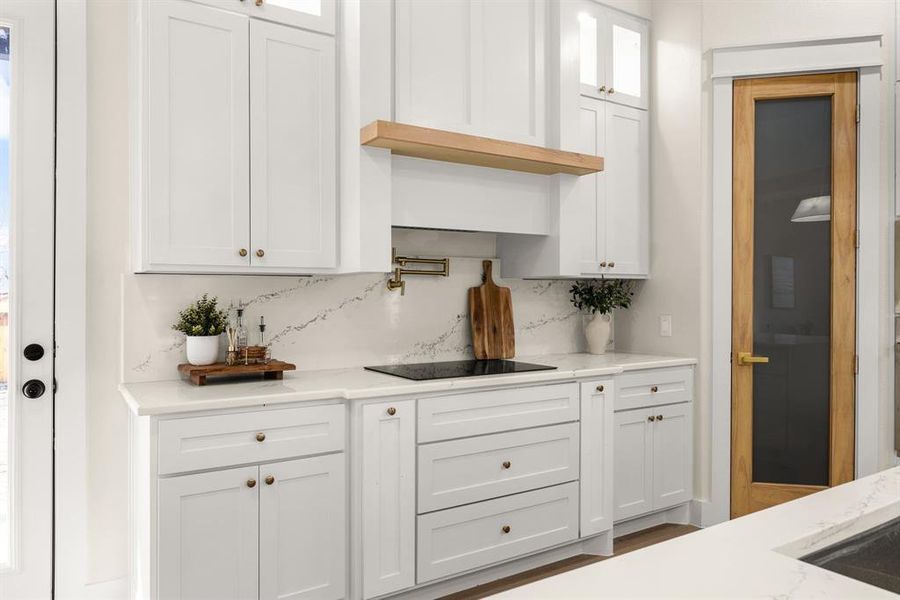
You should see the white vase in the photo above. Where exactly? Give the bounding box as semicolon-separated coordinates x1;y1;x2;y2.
584;313;611;355
185;335;220;366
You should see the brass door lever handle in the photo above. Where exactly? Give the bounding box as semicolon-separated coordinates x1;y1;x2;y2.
737;352;769;366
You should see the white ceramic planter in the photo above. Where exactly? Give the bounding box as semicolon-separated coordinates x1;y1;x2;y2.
185;335;220;366
584;313;611;355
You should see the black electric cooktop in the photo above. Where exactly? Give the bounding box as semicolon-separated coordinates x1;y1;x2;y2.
364;359;557;381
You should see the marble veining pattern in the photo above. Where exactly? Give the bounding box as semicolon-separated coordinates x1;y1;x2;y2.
122;258;587;382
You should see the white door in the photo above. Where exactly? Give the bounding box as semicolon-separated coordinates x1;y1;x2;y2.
604;102;648;277
361;400;415;599
651;402;693;511
250;20;336;270
604;10;648;110
0;1;54;597
158;467;260;600
147;0;251;269
580;381;614;536
613;408;653;521
574;96;606;276
259;454;346;600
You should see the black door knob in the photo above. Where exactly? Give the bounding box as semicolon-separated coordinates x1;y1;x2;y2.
24;344;45;361
22;380;46;399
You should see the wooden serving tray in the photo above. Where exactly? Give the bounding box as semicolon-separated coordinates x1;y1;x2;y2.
177;360;296;386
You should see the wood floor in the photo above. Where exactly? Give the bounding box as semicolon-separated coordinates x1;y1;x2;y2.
441;524;699;600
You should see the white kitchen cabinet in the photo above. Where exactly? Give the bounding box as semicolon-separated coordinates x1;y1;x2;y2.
499;96;648;278
259;454;346;600
144;0;251;270
578;2;649;110
158;466;260;600
250;20;336;269
394;0;546;145
361;400;416;599
133;0;338;274
190;0;335;35
614;402;693;522
579;380;614;537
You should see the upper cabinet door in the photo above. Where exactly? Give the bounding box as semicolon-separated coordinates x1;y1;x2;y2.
605;11;648;110
578;3;648;110
574;96;607;275
259;454;346;600
146;1;250;269
158;466;260;600
250;20;337;269
604;103;648;277
395;0;546;145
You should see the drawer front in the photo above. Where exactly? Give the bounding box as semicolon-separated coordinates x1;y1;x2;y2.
418;423;579;513
158;405;345;475
418;383;579;442
417;482;579;583
615;366;693;411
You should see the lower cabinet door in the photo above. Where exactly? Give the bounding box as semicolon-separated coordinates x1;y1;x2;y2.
417;482;579;583
361;400;416;598
651;402;693;511
580;380;614;536
613;408;653;521
158;466;260;600
259;453;346;600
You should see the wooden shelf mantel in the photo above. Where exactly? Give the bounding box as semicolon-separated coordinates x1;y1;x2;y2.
360;120;603;176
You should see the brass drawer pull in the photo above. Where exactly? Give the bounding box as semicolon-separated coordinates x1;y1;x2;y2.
599;261;607;268
596;384;604;392
598;85;607;93
239;248;248;257
387;406;397;416
265;475;275;485
650;386;658;393
648;415;655;422
657;414;663;421
502;461;511;469
501;525;511;534
256;249;265;258
608;87;615;94
608;261;616;268
246;479;256;488
256;432;266;442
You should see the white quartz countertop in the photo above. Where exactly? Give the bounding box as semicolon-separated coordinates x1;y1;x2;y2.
493;466;900;599
120;352;696;416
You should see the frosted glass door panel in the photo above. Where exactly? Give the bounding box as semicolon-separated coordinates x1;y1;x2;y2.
605;12;647;109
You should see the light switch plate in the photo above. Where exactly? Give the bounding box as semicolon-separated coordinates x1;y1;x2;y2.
659;314;672;337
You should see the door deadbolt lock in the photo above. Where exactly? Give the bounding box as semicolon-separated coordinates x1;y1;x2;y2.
23;379;46;399
24;343;45;361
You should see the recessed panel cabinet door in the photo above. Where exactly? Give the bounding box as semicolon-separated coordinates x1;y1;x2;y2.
652;402;693;511
158;466;259;600
574;96;606;275
250;20;336;269
604;103;648;277
580;380;614;536
613;408;653;521
361;400;416;599
259;454;346;600
147;1;250;269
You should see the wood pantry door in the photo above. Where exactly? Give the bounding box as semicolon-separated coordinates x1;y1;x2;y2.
731;72;857;518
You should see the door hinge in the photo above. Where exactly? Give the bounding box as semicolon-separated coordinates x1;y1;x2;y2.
854;355;859;375
856;104;860;123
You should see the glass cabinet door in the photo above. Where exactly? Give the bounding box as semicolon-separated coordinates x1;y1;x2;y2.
604;10;647;109
259;0;334;35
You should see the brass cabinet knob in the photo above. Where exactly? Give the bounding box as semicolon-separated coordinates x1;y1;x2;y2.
255;0;264;5
599;261;607;268
650;386;658;393
598;85;607;93
239;248;248;257
256;432;266;442
608;87;615;94
502;461;511;469
596;384;604;392
265;475;275;485
387;406;397;416
657;414;664;421
648;415;655;422
608;261;616;268
247;479;257;488
501;525;511;534
256;249;265;258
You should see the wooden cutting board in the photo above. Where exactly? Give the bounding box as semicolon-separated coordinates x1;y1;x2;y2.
468;260;515;359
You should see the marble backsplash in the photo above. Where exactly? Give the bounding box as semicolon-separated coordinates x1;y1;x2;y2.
122;257;594;382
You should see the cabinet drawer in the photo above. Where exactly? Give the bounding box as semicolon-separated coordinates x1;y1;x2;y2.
418;383;579;442
418;423;579;513
615;367;693;411
417;482;579;583
158;405;345;475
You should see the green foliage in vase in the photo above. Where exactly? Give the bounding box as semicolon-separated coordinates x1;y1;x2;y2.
570;279;635;315
172;294;228;337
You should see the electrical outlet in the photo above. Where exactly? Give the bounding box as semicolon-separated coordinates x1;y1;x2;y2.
659;314;672;337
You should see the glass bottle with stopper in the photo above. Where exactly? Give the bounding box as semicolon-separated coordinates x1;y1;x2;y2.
258;316;271;364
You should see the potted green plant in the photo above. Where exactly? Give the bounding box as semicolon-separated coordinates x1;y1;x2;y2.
570;279;635;354
172;294;228;366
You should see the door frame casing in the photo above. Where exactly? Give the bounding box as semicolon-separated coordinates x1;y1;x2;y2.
730;72;857;518
706;35;888;527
